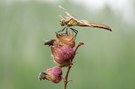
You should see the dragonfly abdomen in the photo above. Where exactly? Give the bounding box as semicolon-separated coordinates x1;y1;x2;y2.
78;22;112;31
90;23;112;31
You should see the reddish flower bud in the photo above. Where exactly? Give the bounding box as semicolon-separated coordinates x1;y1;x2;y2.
51;44;75;67
56;33;75;48
38;66;62;83
44;33;84;67
51;41;84;67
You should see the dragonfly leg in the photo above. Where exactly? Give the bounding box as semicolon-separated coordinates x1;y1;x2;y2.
65;27;68;34
70;28;78;39
57;27;66;33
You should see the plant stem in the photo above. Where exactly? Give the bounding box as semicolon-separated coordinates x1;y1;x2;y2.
63;42;84;89
64;65;72;89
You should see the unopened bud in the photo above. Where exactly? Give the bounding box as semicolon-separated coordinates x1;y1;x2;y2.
38;66;62;83
56;33;75;48
51;44;75;67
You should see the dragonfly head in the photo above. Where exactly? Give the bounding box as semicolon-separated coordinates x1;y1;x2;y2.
59;15;66;26
60;19;65;26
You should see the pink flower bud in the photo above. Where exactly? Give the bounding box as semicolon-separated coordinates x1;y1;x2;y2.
39;66;62;83
44;33;84;67
51;44;75;67
56;33;75;48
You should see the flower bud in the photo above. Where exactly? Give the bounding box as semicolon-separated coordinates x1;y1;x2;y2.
44;33;84;67
56;33;75;48
38;66;62;83
51;44;75;67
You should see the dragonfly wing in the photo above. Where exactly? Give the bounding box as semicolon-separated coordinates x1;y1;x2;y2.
59;5;74;18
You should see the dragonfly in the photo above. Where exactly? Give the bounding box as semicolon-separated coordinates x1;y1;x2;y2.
58;6;112;38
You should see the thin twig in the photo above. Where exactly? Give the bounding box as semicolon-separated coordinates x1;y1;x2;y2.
64;65;72;89
63;42;84;89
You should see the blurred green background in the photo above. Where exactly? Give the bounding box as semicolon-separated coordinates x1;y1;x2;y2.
0;0;135;89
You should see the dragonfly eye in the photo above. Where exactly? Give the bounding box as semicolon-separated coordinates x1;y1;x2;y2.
60;20;65;26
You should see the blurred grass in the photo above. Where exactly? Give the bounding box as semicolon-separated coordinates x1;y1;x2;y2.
0;1;135;89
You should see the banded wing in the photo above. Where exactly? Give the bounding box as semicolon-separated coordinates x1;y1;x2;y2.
59;5;77;20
